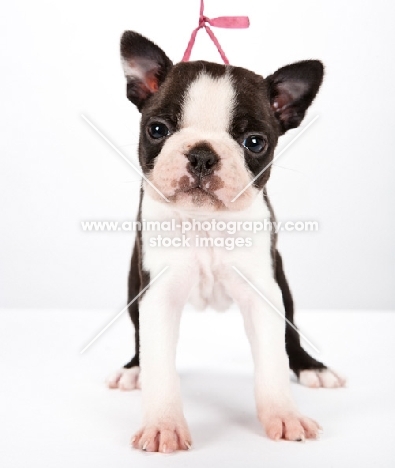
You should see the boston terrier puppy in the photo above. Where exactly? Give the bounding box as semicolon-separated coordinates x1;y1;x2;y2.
107;31;345;453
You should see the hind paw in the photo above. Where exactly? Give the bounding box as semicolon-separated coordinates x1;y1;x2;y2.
299;369;346;388
106;366;141;390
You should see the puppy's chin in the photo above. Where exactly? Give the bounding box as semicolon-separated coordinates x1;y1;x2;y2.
145;182;258;212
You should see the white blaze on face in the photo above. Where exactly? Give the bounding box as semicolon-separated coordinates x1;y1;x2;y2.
148;71;259;211
182;73;235;133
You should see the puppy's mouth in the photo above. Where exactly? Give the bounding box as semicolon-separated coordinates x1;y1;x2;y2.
184;181;211;196
168;174;226;209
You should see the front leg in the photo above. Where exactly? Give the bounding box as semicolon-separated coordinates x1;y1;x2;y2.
231;271;321;441
131;271;194;453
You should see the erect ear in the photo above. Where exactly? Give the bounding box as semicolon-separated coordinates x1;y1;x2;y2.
120;31;173;111
266;60;324;134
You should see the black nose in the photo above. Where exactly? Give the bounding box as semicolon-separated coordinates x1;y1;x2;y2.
186;144;219;177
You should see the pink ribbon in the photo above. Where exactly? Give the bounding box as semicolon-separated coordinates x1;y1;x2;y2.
181;0;250;64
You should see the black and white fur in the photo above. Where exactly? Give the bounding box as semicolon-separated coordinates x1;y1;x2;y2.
108;31;345;453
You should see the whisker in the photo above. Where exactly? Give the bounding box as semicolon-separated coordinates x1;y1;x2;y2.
272;163;305;175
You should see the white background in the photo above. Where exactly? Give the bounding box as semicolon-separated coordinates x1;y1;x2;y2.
1;0;394;310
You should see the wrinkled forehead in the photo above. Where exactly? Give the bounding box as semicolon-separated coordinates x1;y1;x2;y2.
142;61;272;134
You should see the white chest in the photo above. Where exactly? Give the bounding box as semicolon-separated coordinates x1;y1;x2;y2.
140;190;274;311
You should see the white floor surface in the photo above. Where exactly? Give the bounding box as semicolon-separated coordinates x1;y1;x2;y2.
1;309;394;467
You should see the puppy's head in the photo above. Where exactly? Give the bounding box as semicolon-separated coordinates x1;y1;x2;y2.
121;31;323;212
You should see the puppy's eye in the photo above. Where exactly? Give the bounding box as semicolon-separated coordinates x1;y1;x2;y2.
243;135;266;154
148;122;170;139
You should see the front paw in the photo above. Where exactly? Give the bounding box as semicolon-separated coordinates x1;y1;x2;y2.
131;419;192;453
260;409;321;441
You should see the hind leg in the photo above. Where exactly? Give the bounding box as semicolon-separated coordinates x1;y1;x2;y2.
107;241;142;391
275;250;345;388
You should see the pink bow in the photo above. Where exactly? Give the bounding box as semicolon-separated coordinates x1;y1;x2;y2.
182;0;250;64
